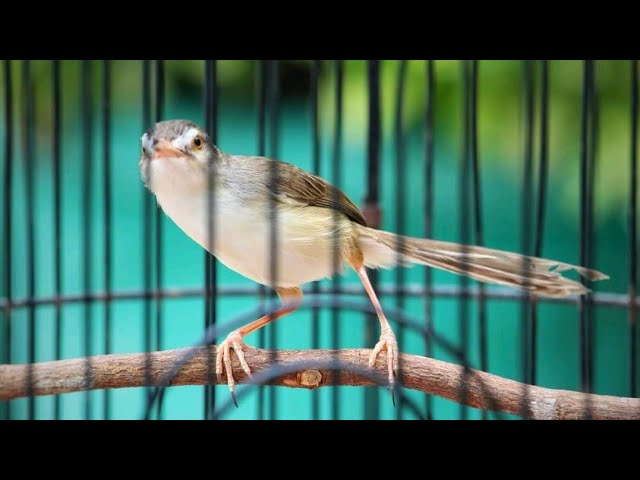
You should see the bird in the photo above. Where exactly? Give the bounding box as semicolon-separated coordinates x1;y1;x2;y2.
139;119;609;398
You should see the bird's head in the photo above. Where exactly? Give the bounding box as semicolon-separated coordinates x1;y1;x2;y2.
139;119;220;194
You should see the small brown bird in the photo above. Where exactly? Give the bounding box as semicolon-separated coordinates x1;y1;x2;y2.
139;119;609;396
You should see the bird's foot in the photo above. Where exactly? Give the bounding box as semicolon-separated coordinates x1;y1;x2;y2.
216;330;253;404
368;327;400;390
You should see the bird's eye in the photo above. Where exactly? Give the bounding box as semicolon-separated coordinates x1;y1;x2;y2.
193;136;203;150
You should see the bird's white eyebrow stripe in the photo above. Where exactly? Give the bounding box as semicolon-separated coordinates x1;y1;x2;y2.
173;127;200;150
141;123;203;152
183;127;199;141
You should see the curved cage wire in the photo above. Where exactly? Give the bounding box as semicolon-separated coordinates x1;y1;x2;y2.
0;60;638;420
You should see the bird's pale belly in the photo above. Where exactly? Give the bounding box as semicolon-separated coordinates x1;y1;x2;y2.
156;190;352;288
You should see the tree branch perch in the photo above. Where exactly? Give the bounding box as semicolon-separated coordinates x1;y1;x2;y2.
1;347;638;420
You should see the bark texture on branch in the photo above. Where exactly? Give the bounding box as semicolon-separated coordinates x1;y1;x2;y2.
1;347;638;420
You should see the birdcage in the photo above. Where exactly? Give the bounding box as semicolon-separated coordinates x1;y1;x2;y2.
0;60;638;420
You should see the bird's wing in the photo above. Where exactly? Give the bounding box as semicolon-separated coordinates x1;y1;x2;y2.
263;158;368;227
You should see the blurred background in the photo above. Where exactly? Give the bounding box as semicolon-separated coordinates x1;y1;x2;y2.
0;60;638;419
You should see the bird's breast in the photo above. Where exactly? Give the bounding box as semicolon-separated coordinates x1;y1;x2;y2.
154;187;354;288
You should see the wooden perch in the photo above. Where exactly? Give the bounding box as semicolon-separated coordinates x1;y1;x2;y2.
1;347;638;420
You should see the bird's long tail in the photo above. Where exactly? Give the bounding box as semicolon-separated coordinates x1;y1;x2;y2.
356;226;608;298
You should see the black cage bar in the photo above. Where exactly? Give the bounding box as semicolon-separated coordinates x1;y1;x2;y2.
0;60;638;420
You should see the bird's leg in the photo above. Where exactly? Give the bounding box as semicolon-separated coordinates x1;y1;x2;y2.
215;287;302;398
354;265;399;389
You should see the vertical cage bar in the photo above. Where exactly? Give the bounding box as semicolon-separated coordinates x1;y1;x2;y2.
531;60;549;389
81;59;93;420
2;60;13;420
587;62;599;406
364;59;381;420
154;59;165;419
52;60;62;420
331;59;344;419
268;59;280;420
520;60;535;418
310;59;321;420
142;59;154;411
394;60;407;419
630;60;638;398
423;59;435;419
579;60;594;406
468;60;486;420
203;59;218;420
256;59;267;420
458;60;473;420
22;60;36;419
154;60;166;420
102;60;112;420
579;60;590;396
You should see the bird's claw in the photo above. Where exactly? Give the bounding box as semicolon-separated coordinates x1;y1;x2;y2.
368;328;400;391
215;330;253;403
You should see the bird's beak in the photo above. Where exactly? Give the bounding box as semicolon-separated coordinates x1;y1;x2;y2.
153;139;186;160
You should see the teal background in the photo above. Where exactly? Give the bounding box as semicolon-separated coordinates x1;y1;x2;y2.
0;60;637;419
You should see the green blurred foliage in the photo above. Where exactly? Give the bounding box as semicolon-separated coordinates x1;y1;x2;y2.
1;59;636;419
3;59;636;219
